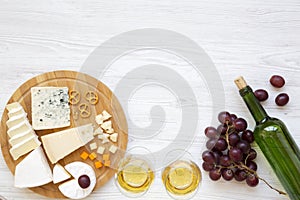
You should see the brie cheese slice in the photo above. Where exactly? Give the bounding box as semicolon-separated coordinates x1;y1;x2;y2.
6;102;22;112
53;163;71;184
8;107;25;118
8;129;36;146
7;120;32;138
14;146;52;188
6;113;28;129
9;136;41;160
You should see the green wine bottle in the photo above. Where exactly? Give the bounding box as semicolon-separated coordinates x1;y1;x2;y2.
235;77;300;200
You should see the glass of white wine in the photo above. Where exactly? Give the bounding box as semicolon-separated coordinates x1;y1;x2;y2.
162;149;201;199
115;146;155;197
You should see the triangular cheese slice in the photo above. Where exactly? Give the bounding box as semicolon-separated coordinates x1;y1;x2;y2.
41;124;94;164
53;163;71;184
14;146;52;188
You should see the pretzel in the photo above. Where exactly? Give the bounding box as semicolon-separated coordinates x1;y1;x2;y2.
79;103;91;118
85;91;99;105
69;90;81;105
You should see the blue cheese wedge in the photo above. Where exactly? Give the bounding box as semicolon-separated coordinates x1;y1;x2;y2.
31;87;70;130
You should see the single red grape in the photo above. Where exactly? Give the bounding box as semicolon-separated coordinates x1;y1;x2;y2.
206;138;217;150
209;168;222;181
205;126;218;138
246;174;259;187
242;130;254;143
202;150;215;164
233;118;247;132
222;169;234;181
217;124;227;135
275;93;289;106
270;75;285;88
229;147;243;162
214;138;228;152
236;140;251;154
254;89;269;102
78;175;91;189
234;170;247;182
228;132;240;146
220;155;231;167
247;149;257;161
218;111;231;124
246;161;258;171
202;162;215;171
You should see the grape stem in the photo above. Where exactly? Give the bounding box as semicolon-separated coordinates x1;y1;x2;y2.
237;163;287;195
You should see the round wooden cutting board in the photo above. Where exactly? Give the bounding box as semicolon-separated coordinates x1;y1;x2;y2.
0;70;128;198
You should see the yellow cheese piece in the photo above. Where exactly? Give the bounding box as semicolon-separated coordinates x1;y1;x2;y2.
9;136;41;160
41;124;94;164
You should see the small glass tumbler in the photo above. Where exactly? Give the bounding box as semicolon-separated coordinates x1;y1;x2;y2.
161;149;201;200
115;146;155;197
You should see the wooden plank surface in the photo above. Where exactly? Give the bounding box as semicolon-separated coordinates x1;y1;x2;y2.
0;0;299;199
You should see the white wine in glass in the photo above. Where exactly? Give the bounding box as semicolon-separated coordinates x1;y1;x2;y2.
162;160;201;199
116;157;154;196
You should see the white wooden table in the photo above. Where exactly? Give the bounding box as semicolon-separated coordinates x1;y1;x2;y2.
0;0;299;199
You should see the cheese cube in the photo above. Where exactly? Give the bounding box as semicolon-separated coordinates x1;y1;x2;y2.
101;121;112;131
95;114;103;125
106;128;114;134
98;134;105;140
89;152;97;161
109;133;118;143
103;154;110;161
109;145;118;154
94;161;103;169
102;135;110;144
97;146;105;155
89;142;97;151
80;151;89;160
104;160;111;167
101;110;111;121
31;87;70;130
93;127;103;136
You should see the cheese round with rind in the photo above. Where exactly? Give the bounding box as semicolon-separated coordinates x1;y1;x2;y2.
59;162;96;199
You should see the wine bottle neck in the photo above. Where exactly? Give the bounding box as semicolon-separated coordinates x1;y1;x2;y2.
239;86;269;123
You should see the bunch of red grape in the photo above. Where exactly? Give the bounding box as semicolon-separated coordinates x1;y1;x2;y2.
202;111;259;187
